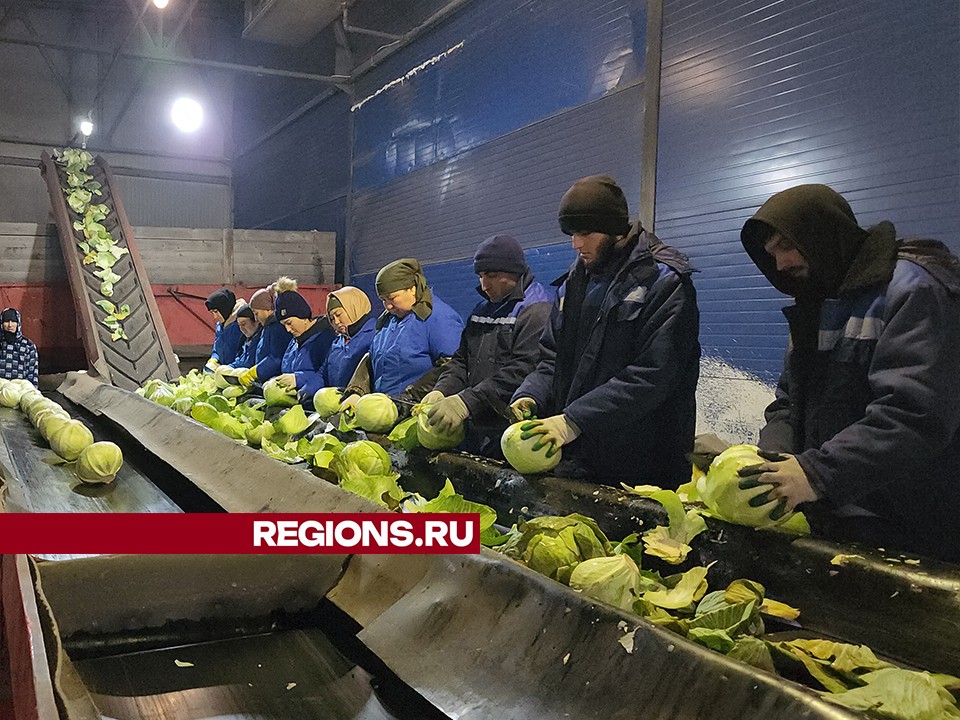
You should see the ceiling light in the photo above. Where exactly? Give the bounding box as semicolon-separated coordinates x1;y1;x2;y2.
79;120;94;137
154;0;169;9
171;97;203;132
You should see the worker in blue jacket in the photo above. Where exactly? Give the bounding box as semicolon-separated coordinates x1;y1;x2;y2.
228;303;262;370
422;235;552;457
511;175;701;487
301;286;375;400
236;284;289;387
340;258;463;407
203;288;245;371
737;184;960;561
268;277;335;398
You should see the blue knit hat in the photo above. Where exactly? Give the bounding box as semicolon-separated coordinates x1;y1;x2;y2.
275;290;312;320
474;234;528;275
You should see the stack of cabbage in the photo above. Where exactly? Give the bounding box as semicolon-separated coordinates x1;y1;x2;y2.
0;378;123;484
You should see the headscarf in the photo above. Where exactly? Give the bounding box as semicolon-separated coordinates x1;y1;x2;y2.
375;258;433;327
1;308;21;343
327;286;372;328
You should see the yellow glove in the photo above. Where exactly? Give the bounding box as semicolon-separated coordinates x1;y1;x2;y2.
339;394;361;413
421;390;445;405
204;357;220;373
237;365;258;388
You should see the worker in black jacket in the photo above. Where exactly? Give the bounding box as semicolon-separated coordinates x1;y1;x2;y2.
422;235;552;456
737;184;960;560
511;175;701;486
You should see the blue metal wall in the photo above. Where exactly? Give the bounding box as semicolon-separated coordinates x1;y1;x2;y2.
349;0;647;314
654;0;960;379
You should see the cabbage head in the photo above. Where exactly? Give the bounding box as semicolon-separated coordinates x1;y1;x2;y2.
353;394;398;433
244;420;275;447
49;419;95;461
416;405;465;450
213;412;247;441
27;400;63;425
191;401;219;427
74;441;123;484
38;411;71;441
501;421;561;474
222;385;245;399
313;387;342;417
569;555;643;612
263;377;298;407
0;383;24;408
171;397;194;415
506;514;611;583
18;389;44;412
275;404;311;435
334;440;392;482
697;444;808;531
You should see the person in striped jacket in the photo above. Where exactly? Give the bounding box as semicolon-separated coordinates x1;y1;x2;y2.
0;308;38;387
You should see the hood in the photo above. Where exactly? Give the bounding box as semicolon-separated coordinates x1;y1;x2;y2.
898;238;960;295
222;298;245;327
741;184;869;298
1;307;22;343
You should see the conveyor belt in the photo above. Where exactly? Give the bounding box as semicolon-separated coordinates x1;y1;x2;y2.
0;405;180;515
39;151;179;390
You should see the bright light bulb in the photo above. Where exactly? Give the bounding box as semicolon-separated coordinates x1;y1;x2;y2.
154;0;169;9
171;97;203;132
79;120;94;137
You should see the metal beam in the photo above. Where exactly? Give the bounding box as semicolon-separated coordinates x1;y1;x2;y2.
0;133;230;164
0;34;344;82
639;0;663;233
12;10;73;105
105;62;151;144
121;0;156;48
166;0;202;49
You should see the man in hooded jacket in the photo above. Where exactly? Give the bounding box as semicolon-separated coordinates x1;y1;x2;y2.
0;308;38;387
422;234;552;456
510;175;700;486
738;184;960;561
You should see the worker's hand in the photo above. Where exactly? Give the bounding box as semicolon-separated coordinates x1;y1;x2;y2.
509;397;537;422
276;373;297;390
339;394;361;414
426;394;469;434
519;414;580;458
421;390;445;406
203;357;220;373
237;366;258;388
738;451;818;518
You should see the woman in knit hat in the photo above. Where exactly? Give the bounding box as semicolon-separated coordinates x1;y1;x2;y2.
340;258;463;409
203;288;245;372
0;308;38;387
227;303;262;370
299;287;376;400
270;277;335;397
235;283;290;387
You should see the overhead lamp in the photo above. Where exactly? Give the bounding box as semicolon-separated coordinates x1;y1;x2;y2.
79;120;94;137
154;0;169;9
171;97;203;132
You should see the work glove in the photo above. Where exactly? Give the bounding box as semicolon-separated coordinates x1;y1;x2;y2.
276;373;297;390
203;357;219;373
426;394;470;434
519;414;580;457
737;450;815;520
237;366;258;388
509;397;538;422
421;390;445;406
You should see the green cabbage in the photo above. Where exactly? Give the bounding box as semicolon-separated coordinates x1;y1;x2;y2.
0;383;24;407
222;385;246;399
500;421;561;474
18;389;44;412
387;416;420;450
27;401;63;425
37;411;71;440
569;554;643;612
74;441;123;484
296;433;344;462
263;378;298;407
49;419;95;461
213;412;247;441
171;397;194;415
274;404;311;435
312;387;342;417
339;472;404;508
502;514;611;583
214;364;238;389
244;420;275;447
353;393;398;433
260;437;303;464
190;401;219;427
697;444;808;531
205;394;234;412
416;405;464;450
334;440;392;482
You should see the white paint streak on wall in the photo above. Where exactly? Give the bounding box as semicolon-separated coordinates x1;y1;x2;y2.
351;41;466;113
696;356;776;444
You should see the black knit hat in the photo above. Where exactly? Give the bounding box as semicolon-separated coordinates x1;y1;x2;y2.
236;303;255;322
474;234;528;275
558;175;631;237
275;290;313;320
205;288;236;320
0;308;18;324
